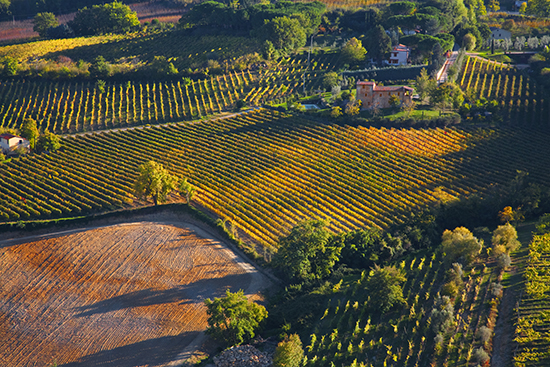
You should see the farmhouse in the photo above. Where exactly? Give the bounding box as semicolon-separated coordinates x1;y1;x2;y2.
0;133;29;155
356;81;414;109
387;44;410;66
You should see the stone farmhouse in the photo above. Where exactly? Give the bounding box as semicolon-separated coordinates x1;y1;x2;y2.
0;133;29;155
356;81;414;109
490;27;511;40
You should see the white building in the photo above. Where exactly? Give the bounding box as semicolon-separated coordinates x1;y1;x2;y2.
0;133;29;155
490;28;512;40
387;44;410;66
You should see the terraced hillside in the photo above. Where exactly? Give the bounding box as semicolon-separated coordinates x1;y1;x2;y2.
2;109;550;249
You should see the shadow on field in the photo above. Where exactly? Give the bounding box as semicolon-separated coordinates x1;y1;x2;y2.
74;272;252;317
60;332;199;367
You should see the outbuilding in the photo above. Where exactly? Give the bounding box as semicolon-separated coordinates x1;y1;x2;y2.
0;133;29;155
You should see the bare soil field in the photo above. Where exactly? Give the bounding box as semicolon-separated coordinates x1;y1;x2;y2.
0;215;271;367
0;2;185;41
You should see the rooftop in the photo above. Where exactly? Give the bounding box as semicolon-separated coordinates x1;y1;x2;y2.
0;133;19;140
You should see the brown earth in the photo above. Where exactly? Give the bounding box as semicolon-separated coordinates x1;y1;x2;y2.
0;216;272;367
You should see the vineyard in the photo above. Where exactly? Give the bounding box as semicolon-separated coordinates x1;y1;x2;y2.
299;0;395;9
3;109;550;250
0;32;261;72
458;56;550;127
0;53;340;133
515;232;550;366
303;249;501;366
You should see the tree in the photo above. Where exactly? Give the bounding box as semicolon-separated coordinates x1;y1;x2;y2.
272;220;341;283
204;289;267;346
429;83;464;112
492;223;520;255
415;68;436;103
36;130;60;153
341;37;367;65
441;227;483;265
179;177;196;204
462;33;476;51
322;71;340;91
134;161;178;205
366;25;392;64
389;94;401;108
273;334;304;367
488;0;500;11
259;16;306;53
430;295;455;333
150;56;179;77
69;1;140;36
20;118;39;150
345;99;361;116
330;106;343;118
2;56;17;76
365;265;406;313
33;12;58;38
89;56;110;79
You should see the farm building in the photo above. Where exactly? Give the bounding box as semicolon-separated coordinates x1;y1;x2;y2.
0;133;29;155
386;44;410;66
356;81;414;109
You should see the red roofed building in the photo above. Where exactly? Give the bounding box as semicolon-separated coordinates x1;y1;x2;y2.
387;44;410;66
356;81;414;109
0;133;29;155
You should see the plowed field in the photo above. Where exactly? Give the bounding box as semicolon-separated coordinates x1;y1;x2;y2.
0;221;269;367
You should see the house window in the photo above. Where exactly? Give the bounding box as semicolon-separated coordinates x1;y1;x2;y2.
19;140;22;144
380;94;382;97
397;92;400;96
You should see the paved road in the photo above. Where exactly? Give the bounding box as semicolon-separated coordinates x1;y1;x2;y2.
437;51;459;84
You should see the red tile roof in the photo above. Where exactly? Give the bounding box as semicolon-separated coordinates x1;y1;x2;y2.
0;133;18;140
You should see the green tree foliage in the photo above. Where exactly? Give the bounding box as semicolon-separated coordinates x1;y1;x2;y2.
430;295;455;333
204;289;267;346
388;1;417;15
322;71;340;91
179;177;196;204
365;265;406;313
89;56;110;79
133;160;178;205
487;0;500;11
273;334;304;367
33;12;58;38
2;56;17;76
526;0;550;16
330;106;343;118
462;33;476;51
429;82;464;111
415;68;436;102
536;213;550;234
272;220;341;283
259;16;306;53
36;130;60;153
150;56;179;77
365;25;392;63
389;94;401;108
441;227;483;265
492;223;521;255
69;1;140;36
341;37;367;66
20;118;39;149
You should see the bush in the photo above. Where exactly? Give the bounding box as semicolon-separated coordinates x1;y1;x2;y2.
472;347;490;364
273;334;304;367
477;325;492;344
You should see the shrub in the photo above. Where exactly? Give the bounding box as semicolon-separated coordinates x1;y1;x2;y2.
472;347;490;364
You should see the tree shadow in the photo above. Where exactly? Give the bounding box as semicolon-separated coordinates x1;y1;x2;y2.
59;332;199;367
73;272;252;317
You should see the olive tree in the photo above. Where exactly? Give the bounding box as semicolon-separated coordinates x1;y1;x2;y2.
33;12;58;38
441;227;483;265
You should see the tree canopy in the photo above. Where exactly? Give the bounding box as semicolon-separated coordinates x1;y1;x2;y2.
273;334;304;367
133;160;178;205
36;130;60;153
341;37;367;66
365;25;392;63
441;227;483;265
272;220;341;283
365;265;407;313
258;16;306;53
204;289;267;346
69;1;139;36
33;12;58;38
20;118;39;150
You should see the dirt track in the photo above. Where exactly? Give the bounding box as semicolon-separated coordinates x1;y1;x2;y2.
0;218;271;367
